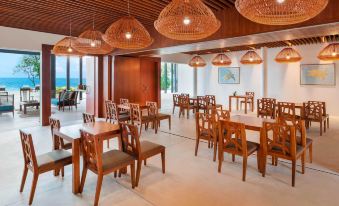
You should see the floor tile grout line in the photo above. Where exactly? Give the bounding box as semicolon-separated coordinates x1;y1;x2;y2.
159;130;339;177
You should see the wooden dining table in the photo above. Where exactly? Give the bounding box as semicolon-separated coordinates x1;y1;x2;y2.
229;95;254;114
228;115;276;172
53;121;120;194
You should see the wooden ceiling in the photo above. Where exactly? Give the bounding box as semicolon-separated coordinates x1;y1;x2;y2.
0;0;235;36
183;35;339;55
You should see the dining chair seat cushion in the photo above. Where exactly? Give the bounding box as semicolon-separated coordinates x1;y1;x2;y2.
0;104;14;111
102;150;135;172
156;113;170;120
304;115;324;120
140;141;165;158
119;110;129;115
62;141;73;150
271;142;304;156
225;140;259;154
37;150;72;171
118;114;130;122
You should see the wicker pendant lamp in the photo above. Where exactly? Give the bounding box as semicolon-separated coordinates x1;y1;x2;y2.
212;53;232;66
104;0;153;49
189;55;206;67
240;50;263;65
318;43;339;61
275;47;302;63
154;0;221;41
235;0;328;25
53;21;84;56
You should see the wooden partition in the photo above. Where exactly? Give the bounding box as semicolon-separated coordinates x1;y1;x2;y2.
112;56;161;106
41;44;53;126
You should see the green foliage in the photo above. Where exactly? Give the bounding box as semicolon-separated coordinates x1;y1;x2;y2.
14;55;40;86
161;63;171;90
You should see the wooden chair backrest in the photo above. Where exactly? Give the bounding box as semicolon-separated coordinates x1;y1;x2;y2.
205;95;216;106
178;95;190;107
146;101;158;116
120;123;141;158
277;102;296;120
181;93;189;98
245;92;255;97
120;98;129;105
105;101;119;122
218;120;248;155
277;117;306;146
197;96;207;108
19;130;38;171
83;113;95;123
20;88;31;102
49;117;65;149
257;98;276;115
196;112;216;139
80;130;102;173
130;103;142;123
173;94;180;105
308;101;326;116
216;109;231;121
304;101;323;120
264;122;296;157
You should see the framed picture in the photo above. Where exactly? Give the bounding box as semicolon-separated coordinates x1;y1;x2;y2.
300;63;336;86
218;67;240;84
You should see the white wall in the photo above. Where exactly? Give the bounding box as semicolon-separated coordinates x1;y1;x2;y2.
162;44;339;115
0;26;64;52
177;63;194;95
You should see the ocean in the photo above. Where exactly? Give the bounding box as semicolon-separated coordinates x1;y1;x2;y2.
0;78;86;91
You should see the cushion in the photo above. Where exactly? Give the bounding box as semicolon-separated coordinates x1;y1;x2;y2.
225;139;259;154
51;98;59;106
37;150;72;170
0;105;14;112
101;150;135;172
271;142;304;156
140;141;165;158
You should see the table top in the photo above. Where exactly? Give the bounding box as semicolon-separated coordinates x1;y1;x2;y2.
228;115;276;131
56;121;120;141
274;102;304;108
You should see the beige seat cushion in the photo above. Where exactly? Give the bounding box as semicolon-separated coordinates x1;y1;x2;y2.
225;139;259;154
140;141;165;158
37;150;72;171
102;150;135;172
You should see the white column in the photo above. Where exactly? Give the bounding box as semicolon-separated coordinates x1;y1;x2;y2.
261;47;268;97
193;67;197;97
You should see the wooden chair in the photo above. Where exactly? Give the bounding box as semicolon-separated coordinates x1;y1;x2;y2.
172;94;180;114
240;92;255;111
195;112;217;161
278;117;313;163
146;101;171;132
277;102;298;120
19;130;72;205
218;120;260;181
119;98;130;115
257;98;276;119
303;101;326;136
105;100;130;123
120;123;165;187
262;122;306;187
205;95;222;109
83;112;95;123
197;96;207;113
130;103;155;134
308;101;329;129
216;109;231;121
79;129;135;206
178;95;196;119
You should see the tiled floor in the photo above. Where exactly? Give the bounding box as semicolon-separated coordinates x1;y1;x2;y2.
1;103;339;206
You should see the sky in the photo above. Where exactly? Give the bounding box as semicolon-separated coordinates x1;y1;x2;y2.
0;52;82;78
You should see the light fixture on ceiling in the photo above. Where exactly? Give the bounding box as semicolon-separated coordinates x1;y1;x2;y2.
212;52;232;66
189;55;206;67
73;14;114;55
235;0;328;25
52;20;84;56
240;50;263;65
104;0;153;49
275;47;302;63
154;0;221;41
318;42;339;61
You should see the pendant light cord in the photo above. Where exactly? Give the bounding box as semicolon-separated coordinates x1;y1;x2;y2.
127;0;130;16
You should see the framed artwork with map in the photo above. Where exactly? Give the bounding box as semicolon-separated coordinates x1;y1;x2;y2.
300;63;336;86
218;67;240;84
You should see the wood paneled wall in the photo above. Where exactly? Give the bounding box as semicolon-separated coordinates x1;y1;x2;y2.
112;56;161;106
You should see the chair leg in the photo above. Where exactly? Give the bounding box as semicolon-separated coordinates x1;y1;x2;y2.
242;157;247;182
136;160;142;187
232;154;235;162
172;106;175;114
327;117;329;128
130;163;136;189
292;160;296;187
324;120;326;133
187;108;189;119
94;174;103;206
169;117;171;130
107;140;110;148
20;167;28;192
309;144;313;163
28;173;39;205
161;151;166;174
320;122;323;136
194;136;200;156
61;167;64;177
301;152;305;174
262;155;267;177
213;138;217;162
79;167;88;193
144;159;147;166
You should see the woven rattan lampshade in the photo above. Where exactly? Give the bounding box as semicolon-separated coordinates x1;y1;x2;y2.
212;53;232;66
154;0;221;41
189;55;206;67
318;43;339;61
275;47;302;63
73;29;114;55
104;16;153;50
52;37;84;56
240;51;263;65
235;0;328;25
